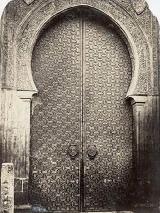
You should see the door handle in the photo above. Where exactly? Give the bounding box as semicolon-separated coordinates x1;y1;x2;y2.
68;144;79;159
87;145;98;160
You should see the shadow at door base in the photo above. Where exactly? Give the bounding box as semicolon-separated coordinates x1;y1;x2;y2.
14;206;160;213
14;211;160;213
83;211;133;213
14;211;134;213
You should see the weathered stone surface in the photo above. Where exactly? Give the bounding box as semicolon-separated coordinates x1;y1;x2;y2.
0;0;159;212
1;163;14;213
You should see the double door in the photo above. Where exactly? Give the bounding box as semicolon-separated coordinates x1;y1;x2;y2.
30;8;133;212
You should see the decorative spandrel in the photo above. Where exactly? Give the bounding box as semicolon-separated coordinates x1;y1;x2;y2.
83;11;134;211
30;11;82;211
130;0;147;14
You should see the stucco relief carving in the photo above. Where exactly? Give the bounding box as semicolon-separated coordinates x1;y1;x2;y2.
13;0;151;97
23;0;35;5
130;0;147;15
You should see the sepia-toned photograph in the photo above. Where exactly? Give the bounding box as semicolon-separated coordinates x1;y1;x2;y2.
0;0;160;212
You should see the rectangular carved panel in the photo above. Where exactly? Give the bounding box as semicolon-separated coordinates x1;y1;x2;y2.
1;163;14;213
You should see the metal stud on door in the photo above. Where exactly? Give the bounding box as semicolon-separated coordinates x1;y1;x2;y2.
30;8;133;212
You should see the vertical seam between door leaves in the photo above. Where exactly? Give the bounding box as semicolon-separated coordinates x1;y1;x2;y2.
80;11;86;212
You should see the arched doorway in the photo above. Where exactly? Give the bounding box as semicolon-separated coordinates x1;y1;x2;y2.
30;7;134;212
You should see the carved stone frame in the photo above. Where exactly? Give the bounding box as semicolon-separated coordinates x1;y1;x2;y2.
1;0;156;211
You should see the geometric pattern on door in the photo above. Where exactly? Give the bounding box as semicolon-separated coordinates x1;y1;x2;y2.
30;8;133;212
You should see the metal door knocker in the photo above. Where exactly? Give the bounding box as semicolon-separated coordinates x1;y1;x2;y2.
87;145;98;160
68;144;79;159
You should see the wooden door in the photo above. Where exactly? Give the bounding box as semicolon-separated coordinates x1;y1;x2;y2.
83;10;133;212
30;8;133;212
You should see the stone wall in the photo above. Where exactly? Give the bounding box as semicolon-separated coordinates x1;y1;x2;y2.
0;0;159;212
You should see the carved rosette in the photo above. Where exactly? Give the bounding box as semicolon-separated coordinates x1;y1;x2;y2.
23;0;35;5
130;0;147;14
